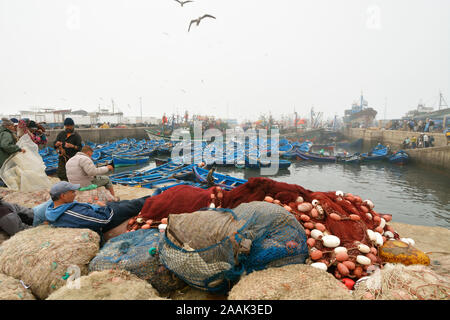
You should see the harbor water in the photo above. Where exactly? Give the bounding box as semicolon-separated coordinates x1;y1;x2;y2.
112;158;450;229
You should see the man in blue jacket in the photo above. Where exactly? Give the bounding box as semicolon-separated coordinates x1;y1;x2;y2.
45;181;150;237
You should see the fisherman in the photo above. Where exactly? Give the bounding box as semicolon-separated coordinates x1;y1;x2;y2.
402;137;411;149
44;181;150;239
0;118;26;169
53;118;83;181
65;145;116;197
10;118;19;132
423;134;429;148
0;196;34;236
206;166;216;187
26;120;47;146
428;119;434;132
429;135;435;147
410;136;417;149
417;134;423;148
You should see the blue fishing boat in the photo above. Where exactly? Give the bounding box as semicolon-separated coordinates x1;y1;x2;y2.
112;155;150;167
110;162;194;185
337;153;362;164
388;150;409;165
294;150;337;163
193;165;247;190
360;144;389;161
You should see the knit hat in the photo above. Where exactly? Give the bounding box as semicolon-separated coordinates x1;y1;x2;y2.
64;118;75;126
1;118;13;127
27;120;38;129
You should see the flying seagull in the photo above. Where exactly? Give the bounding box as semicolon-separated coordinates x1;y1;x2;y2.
188;14;216;32
174;0;194;7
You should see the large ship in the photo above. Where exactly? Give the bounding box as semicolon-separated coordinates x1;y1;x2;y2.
402;92;449;121
343;93;378;128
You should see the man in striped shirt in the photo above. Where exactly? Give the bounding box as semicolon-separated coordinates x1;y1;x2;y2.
45;181;150;238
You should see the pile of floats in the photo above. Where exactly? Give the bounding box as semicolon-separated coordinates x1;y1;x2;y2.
260;191;427;287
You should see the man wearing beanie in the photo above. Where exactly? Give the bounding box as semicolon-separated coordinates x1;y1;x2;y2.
0;118;26;168
53;117;82;181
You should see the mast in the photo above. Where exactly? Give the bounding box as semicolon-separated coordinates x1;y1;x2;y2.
361;91;364;109
140;97;143;122
439;91;448;110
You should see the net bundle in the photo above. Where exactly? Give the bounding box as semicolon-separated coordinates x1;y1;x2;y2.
130;177;399;281
158;201;308;294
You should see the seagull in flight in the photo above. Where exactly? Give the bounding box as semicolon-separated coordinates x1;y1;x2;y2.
188;14;216;32
174;0;194;7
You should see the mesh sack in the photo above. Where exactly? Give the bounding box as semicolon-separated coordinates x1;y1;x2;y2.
228;264;353;300
0;135;52;192
76;187;115;203
46;270;165;300
352;263;450;300
158;201;308;293
0;225;100;300
88;229;185;295
159;208;243;293
0;273;36;300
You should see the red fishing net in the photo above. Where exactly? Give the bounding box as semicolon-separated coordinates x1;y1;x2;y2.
128;177;397;280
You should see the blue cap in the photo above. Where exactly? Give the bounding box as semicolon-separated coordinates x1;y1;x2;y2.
10;118;19;124
50;181;80;197
64;118;75;126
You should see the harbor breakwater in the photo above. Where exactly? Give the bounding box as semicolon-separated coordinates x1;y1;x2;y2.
343;128;450;171
45;127;150;144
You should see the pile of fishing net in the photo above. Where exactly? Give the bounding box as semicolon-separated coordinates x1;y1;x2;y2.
128;177;314;230
1;189;51;208
89;228;185;295
128;177;407;282
0;273;36;300
228;264;353;300
158;201;308;293
75;186;116;203
352;263;450;300
0;225;100;299
46;269;165;300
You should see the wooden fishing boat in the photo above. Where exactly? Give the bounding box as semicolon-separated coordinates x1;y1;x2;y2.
155;157;170;166
294;150;337;163
360;144;389;161
193;165;247;190
388;150;409;165
112;155;150;167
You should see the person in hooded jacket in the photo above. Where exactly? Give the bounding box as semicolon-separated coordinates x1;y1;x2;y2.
0;197;34;236
0;118;26;168
45;181;150;239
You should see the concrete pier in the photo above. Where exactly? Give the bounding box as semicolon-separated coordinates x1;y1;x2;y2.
343;128;450;171
45;127;150;145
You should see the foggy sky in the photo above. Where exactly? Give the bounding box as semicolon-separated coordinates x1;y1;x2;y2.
0;0;449;121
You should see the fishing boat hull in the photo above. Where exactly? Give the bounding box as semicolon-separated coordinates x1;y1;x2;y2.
155;158;169;166
294;150;337;162
112;155;150;167
388;151;409;165
193;165;247;190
